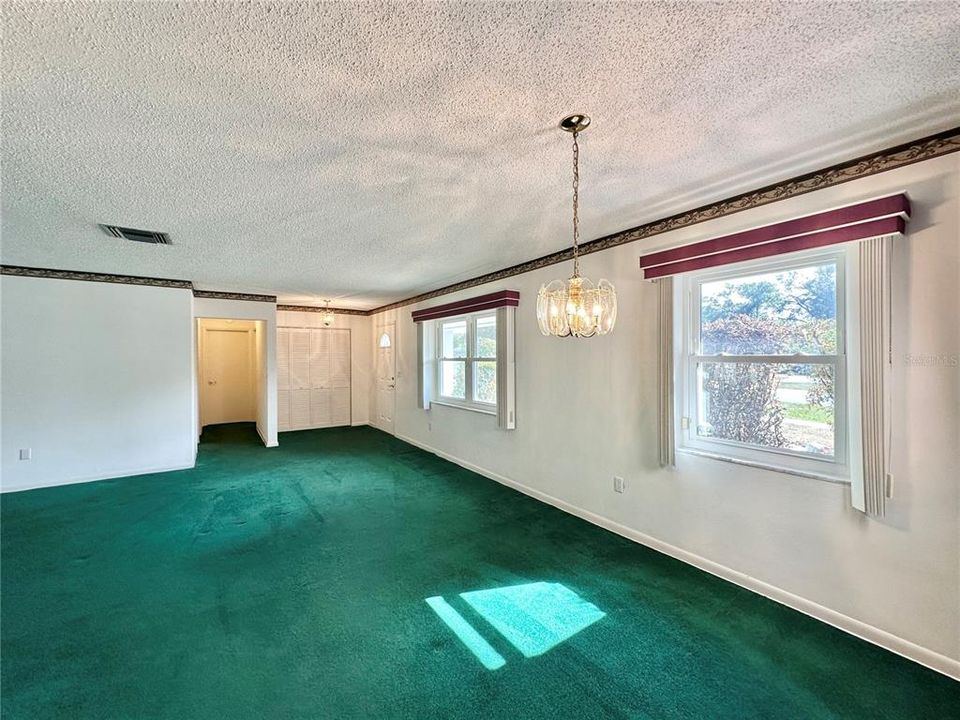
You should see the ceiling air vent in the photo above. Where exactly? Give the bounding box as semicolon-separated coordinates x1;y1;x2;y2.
99;224;171;245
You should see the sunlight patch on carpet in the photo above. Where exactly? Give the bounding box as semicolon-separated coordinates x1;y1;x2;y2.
426;582;605;669
425;596;506;670
460;582;605;658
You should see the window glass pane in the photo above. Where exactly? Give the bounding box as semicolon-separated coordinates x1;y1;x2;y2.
441;320;468;358
475;315;497;358
474;361;497;404
440;360;466;399
700;263;837;355
697;362;835;457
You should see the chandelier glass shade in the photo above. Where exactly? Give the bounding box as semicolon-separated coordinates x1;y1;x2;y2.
321;300;334;327
537;276;617;338
537;114;617;338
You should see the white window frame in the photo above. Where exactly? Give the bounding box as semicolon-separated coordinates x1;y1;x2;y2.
676;246;855;482
435;311;498;414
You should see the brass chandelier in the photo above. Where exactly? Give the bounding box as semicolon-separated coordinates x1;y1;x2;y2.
537;114;617;338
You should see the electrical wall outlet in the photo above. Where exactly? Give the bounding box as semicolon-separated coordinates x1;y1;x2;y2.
613;476;625;494
19;448;32;460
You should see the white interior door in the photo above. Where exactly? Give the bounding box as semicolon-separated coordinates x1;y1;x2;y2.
376;322;396;433
201;328;254;426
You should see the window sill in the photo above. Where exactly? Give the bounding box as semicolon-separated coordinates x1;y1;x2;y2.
677;447;850;485
429;400;497;417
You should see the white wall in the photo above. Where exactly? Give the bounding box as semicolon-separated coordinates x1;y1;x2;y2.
277;310;372;426
372;152;960;673
1;277;196;491
193;297;278;447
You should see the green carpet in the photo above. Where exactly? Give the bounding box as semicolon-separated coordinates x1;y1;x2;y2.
2;424;957;719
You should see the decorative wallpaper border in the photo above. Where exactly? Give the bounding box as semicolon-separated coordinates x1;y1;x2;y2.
0;266;276;303
277;304;368;316
369;126;960;315
0;264;193;289
4;127;958;316
193;289;277;303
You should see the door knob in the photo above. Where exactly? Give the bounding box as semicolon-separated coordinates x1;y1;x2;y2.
208;380;217;385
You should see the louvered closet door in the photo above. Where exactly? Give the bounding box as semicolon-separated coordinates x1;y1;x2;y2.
309;329;331;427
328;329;351;426
277;329;291;431
277;327;351;431
288;329;312;430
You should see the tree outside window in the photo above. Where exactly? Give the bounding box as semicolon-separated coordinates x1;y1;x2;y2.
696;261;839;458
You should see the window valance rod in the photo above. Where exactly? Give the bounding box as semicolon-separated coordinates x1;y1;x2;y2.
638;193;910;280
411;290;519;323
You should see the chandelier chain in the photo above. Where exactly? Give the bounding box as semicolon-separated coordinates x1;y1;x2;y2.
536;113;617;339
572;130;580;276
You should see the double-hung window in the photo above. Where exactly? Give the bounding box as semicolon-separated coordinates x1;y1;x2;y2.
436;312;497;411
678;248;851;480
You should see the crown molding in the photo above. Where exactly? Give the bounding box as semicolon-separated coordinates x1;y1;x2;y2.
368;126;960;315
277;304;367;316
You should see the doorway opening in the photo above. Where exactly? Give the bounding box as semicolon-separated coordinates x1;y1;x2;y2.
197;318;268;446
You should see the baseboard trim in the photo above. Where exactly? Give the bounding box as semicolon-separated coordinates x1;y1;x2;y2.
396;432;960;681
1;460;197;494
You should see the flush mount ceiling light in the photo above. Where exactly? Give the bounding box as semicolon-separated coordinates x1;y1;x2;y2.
537;114;617;338
322;300;334;327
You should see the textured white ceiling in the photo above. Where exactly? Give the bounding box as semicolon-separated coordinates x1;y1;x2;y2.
3;1;959;309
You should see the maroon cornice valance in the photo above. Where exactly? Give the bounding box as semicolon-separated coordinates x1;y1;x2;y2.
639;193;910;279
411;290;519;322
